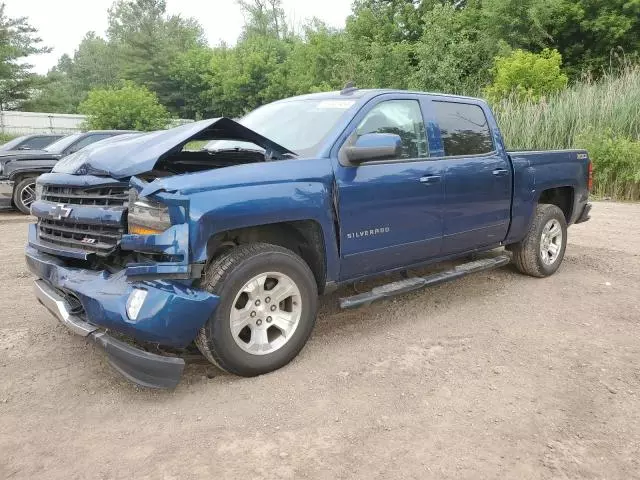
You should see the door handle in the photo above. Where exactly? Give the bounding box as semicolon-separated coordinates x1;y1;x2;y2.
419;175;441;184
492;168;509;177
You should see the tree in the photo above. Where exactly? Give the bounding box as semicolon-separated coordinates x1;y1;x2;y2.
0;3;50;110
237;0;289;40
485;49;569;103
24;33;121;113
107;0;206;114
545;0;640;76
78;82;169;130
409;3;502;94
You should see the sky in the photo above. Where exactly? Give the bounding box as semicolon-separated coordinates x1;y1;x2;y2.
7;0;354;74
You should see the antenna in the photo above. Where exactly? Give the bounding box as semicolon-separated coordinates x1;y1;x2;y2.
341;81;357;95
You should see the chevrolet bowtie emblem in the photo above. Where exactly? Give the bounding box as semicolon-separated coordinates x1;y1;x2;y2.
50;203;72;220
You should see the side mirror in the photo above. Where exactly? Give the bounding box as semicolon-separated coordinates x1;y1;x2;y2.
345;133;402;163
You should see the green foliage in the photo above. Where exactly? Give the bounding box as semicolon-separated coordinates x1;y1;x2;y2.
0;2;50;109
545;0;640;77
78;82;169;131
107;0;205;113
576;131;640;200
485;49;569;103
496;64;640;199
409;3;500;94
0;132;16;143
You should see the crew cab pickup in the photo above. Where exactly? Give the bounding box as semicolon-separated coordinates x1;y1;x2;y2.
25;89;592;388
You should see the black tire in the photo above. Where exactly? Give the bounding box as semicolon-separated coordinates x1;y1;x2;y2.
510;204;568;278
195;243;318;376
12;176;37;214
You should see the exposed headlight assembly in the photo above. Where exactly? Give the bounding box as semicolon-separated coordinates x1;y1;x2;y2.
128;189;171;235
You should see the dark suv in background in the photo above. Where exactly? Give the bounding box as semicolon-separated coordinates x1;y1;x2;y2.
0;130;135;213
0;134;65;152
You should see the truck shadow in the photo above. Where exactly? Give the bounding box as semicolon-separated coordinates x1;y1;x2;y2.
182;252;518;383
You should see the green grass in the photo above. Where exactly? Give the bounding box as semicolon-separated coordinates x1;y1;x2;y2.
0;133;17;144
493;65;640;200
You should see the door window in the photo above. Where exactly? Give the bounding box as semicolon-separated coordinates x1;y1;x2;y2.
355;100;428;159
434;101;494;156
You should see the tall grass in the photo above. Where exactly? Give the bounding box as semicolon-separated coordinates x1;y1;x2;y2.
494;65;640;200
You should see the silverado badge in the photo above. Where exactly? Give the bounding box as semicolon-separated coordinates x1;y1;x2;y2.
50;204;72;220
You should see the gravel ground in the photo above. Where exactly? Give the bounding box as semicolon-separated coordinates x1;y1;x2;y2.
1;202;639;479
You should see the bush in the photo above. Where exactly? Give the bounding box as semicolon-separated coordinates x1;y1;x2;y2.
485;49;568;103
575;131;640;200
78;82;169;131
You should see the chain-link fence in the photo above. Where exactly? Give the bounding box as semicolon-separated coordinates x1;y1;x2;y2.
0;111;86;136
0;111;194;137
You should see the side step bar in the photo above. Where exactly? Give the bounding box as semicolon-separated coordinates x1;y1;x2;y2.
339;254;511;309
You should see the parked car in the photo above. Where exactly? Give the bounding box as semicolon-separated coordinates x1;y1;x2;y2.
0;134;66;152
0;130;135;213
25;89;592;388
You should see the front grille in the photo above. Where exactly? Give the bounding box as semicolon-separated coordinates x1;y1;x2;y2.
42;184;129;207
37;183;128;255
38;218;125;254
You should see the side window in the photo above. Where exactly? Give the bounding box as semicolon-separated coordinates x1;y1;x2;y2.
67;133;114;153
434;102;494;157
356;99;428;159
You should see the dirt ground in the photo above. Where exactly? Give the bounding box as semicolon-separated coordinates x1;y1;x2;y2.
1;202;639;479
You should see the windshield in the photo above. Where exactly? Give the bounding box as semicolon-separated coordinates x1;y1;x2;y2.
44;133;82;153
0;136;28;151
206;99;356;156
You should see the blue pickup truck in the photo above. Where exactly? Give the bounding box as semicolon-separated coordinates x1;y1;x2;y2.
25;88;592;388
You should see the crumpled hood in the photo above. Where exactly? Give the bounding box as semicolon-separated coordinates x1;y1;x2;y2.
53;118;295;179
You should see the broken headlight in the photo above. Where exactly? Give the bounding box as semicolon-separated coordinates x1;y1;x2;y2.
127;189;171;235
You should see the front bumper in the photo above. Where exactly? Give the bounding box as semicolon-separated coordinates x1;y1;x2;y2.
0;179;14;208
34;279;185;388
26;240;220;388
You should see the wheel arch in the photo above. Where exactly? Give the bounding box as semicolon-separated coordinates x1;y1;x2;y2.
204;220;329;293
537;186;575;223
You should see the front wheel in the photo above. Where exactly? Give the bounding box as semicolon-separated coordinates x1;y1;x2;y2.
13;177;37;214
509;204;568;278
196;243;318;376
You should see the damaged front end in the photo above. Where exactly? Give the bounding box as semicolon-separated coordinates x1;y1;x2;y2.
26;117;294;388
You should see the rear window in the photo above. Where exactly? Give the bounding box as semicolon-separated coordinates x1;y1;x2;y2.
434;101;494;156
24;136;61;150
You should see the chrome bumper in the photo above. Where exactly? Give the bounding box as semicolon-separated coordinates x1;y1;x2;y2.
34;280;97;336
33;279;185;389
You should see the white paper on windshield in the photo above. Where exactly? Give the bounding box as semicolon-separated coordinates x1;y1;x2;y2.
316;100;356;109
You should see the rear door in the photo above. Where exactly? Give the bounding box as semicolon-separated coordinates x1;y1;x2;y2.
430;100;512;254
333;94;447;280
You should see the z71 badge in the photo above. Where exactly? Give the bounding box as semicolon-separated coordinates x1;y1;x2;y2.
346;227;390;239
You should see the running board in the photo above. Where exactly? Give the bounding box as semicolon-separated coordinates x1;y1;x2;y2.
339;255;511;309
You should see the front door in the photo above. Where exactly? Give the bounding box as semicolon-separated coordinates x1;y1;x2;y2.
333;96;447;280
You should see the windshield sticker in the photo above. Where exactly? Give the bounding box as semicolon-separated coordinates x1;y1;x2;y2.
316;100;356;110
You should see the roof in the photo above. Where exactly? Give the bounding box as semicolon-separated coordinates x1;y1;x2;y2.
275;88;483;104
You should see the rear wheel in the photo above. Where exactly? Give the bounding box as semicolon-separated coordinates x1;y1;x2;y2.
510;204;568;277
13;176;37;214
195;243;318;376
